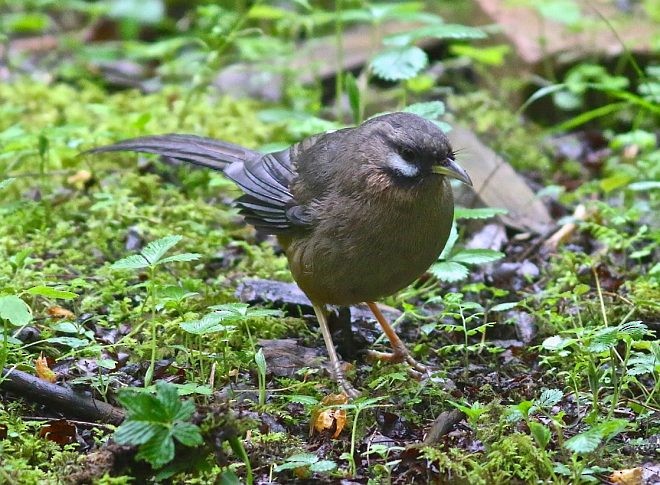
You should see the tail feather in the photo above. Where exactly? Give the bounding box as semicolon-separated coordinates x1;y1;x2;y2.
86;134;258;172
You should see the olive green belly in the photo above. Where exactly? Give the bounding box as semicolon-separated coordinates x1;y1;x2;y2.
281;180;453;306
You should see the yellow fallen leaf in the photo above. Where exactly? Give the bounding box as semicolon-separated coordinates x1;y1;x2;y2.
47;306;74;319
610;467;642;485
67;169;93;188
311;392;348;439
35;354;57;383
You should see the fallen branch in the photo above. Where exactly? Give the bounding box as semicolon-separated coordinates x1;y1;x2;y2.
0;368;124;425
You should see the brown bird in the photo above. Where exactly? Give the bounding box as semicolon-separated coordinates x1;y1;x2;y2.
89;112;472;397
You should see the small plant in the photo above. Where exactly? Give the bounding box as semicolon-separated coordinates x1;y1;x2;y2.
114;381;203;468
429;207;507;283
0;294;33;374
111;234;200;386
274;452;337;478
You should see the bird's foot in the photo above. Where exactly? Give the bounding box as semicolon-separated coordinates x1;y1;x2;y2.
339;379;361;399
366;348;429;379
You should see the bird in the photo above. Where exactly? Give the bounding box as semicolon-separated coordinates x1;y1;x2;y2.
88;112;472;397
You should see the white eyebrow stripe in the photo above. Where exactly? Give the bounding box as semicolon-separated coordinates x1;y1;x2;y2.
386;152;420;177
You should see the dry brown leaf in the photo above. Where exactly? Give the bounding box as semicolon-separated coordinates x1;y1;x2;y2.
610;467;643;485
311;392;348;439
35;354;57;383
47;306;74;319
39;420;76;446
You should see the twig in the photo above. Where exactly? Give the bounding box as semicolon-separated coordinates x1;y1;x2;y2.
1;368;124;425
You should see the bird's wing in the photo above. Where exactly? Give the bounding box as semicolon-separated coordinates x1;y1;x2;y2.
225;135;327;232
87;133;322;234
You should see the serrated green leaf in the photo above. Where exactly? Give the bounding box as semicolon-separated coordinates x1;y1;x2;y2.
179;314;236;335
451;249;504;265
0;295;32;326
172;422;203;447
114;420;163;446
156;252;201;265
140;235;183;265
310;460;337;472
617;321;647;339
156;381;184;420
135;427;175;467
454;207;508;220
403;101;445;120
111;254;150;270
537;389;563;409
564;429;602;454
588;327;617;352
429;261;469;282
385;24;486;46
371;46;428;81
117;390;160;419
27;285;77;300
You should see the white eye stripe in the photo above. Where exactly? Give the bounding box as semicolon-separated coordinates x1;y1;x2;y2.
386;152;420;177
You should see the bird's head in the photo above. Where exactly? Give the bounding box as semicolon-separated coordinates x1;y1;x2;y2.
360;112;472;187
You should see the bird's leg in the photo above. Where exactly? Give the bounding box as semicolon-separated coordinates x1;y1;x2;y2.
312;303;360;398
366;301;429;378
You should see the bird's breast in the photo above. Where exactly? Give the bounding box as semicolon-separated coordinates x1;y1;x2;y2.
282;177;454;306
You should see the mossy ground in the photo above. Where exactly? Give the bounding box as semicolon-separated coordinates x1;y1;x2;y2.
1;78;657;484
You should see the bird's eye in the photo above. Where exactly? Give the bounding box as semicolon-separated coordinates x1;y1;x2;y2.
400;147;415;161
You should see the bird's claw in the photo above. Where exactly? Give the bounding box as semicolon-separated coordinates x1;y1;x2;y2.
366;348;430;380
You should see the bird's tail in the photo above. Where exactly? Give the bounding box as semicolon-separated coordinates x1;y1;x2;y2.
86;134;258;171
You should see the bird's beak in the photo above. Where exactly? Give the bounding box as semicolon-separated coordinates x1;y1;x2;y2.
432;158;473;186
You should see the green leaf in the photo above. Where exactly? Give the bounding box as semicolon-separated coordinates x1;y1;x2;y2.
135;427;175;467
0;295;32;326
156;253;201;266
115;420;163;445
529;422;551;449
450;44;510;66
172;422;203;447
179;314;236;335
111;254;150;270
27;285;77;300
439;221;458;259
385;24;486;46
454;207;508;220
451;249;504;265
370;46;428;81
284;453;318;465
403;101;445;120
285;395;319;406
617;321;648;339
588;327;617;352
140;235;183;265
564;429;602;454
309;460;337;473
536;389;563;409
429;261;469;282
344;73;361;125
115;382;202;468
489;302;518;312
44;337;89;348
254;348;267;375
0;178;15;190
